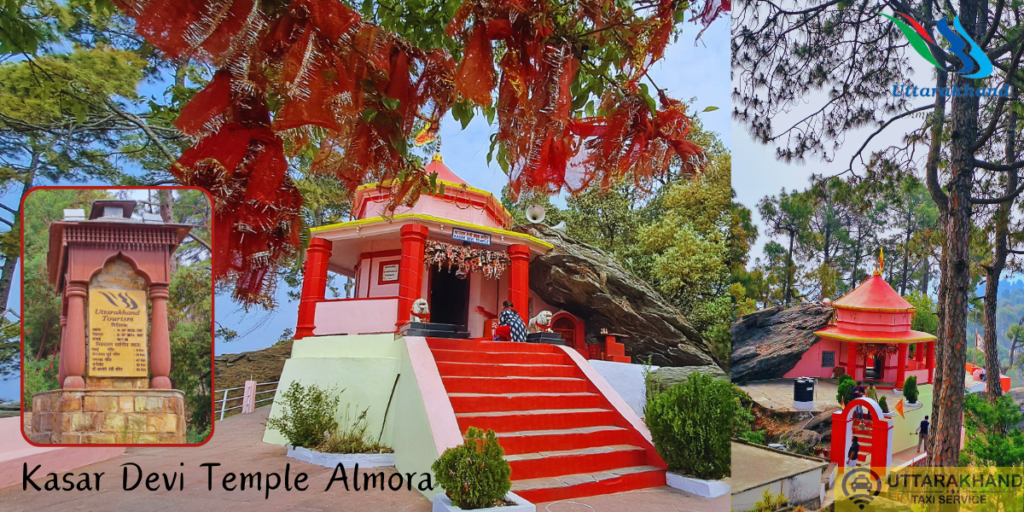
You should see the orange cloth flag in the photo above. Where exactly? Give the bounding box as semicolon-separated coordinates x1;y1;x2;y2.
895;398;905;419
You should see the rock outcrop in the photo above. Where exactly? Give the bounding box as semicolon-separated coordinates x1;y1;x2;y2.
731;303;833;383
517;224;723;371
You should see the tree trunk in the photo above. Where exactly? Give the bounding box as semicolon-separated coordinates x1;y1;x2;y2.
784;227;795;306
929;1;981;463
900;207;913;295
0;167;38;313
159;189;176;275
984;87;1016;398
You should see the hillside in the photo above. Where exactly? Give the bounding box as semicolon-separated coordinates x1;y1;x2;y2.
213;340;292;417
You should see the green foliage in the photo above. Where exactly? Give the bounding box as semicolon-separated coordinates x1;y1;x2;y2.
752;488;788;512
431;427;512;510
903;376;919;404
903;291;938;335
265;381;341;449
878;395;889;414
837;374;855;405
317;405;393;454
962;393;1024;466
168;262;212;443
733;386;766;445
646;373;732;479
22;354;58;409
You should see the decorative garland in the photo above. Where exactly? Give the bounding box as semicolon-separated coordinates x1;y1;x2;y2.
856;343;899;359
424;240;510;279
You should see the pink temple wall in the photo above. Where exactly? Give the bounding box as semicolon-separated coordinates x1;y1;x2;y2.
785;339;929;385
359;195;504;229
312;297;399;335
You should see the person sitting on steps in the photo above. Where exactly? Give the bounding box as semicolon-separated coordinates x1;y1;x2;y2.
494;300;527;342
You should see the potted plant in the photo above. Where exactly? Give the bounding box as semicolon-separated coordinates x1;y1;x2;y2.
878;396;893;418
646;373;731;498
836;374;855;408
431;427;533;512
903;376;919;406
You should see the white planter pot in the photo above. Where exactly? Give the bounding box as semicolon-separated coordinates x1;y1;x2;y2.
893;389;903;395
286;445;396;469
432;492;534;512
665;472;731;499
907;402;919;408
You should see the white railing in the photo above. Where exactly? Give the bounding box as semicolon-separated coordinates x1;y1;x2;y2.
214;380;279;421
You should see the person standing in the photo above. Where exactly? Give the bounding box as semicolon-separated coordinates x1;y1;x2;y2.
847;437;860;467
866;383;878;401
916;416;930;453
497;300;527;342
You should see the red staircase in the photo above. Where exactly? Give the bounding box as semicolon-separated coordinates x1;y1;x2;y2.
427;338;666;503
851;419;872;466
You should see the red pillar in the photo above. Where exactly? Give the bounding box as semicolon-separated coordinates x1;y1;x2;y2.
846;342;858;382
57;314;67;389
62;282;87;389
830;411;846;466
915;342;924;362
508;244;531;321
926;341;935;384
896;343;908;389
149;284;172;389
397;224;429;326
295;238;333;339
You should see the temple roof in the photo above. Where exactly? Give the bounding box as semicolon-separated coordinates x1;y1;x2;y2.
423;156;467;185
813;325;936;343
832;274;915;312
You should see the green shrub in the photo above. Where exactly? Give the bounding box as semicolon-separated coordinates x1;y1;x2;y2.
431;427;512;509
753;488;788;512
646;372;731;480
265;381;340;448
878;396;889;414
836;378;855;406
903;376;919;404
318;405;393;454
23;355;60;410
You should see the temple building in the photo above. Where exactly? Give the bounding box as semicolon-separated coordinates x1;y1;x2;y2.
267;157;670;504
295;155;588;351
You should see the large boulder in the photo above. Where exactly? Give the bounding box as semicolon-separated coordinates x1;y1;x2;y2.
731;303;833;383
517;224;723;371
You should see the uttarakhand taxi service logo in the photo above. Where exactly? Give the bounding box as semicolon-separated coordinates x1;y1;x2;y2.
882;10;1009;98
838;467;1024;511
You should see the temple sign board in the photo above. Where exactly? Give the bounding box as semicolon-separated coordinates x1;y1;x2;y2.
88;288;148;377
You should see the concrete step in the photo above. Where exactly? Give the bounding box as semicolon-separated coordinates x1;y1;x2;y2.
431;349;570;365
512;465;666;503
441;376;591;394
495;426;631;456
457;408;620;433
506;445;647;480
436;362;580;378
427;338;557;353
448;392;604;413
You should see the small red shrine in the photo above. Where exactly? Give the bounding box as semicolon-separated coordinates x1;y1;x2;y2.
295;156;595;354
810;260;936;390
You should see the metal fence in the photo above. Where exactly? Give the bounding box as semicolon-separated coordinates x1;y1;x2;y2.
214;381;279;421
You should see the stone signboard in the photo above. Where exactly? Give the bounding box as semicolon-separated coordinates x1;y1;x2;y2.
88;288;148;377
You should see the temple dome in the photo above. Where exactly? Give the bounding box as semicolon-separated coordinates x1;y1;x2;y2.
832;274;915;312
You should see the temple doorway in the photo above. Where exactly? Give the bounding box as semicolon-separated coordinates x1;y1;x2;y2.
552;317;577;349
865;351;884;381
430;268;469;327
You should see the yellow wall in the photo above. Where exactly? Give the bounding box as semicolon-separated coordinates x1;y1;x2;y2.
262;335;448;498
889;385;932;454
262;334;401;446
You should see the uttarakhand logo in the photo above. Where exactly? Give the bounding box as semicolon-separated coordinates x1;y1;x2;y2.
881;11;993;79
840;467;882;510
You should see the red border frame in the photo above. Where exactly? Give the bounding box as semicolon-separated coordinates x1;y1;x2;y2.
19;186;217;447
377;259;401;285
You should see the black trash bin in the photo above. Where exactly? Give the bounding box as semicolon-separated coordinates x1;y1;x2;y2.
793;377;814;410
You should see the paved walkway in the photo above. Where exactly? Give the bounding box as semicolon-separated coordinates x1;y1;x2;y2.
741;379;906;413
0;408;724;511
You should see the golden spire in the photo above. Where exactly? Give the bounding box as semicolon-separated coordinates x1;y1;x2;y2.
873;247;884;276
432;153;443;162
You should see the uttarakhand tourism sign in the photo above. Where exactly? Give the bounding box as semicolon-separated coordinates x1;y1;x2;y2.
88;288;148;377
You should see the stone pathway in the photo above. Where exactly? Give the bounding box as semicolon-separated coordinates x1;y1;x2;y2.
741;379;906;413
0;407;724;511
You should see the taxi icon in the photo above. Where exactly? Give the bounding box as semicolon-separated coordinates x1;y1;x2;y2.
849;474;874;493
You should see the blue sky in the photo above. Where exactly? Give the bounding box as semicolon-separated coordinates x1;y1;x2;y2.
0;16;729;401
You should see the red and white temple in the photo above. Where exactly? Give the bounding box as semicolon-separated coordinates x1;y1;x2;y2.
294;155;592;352
784;258;937;389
